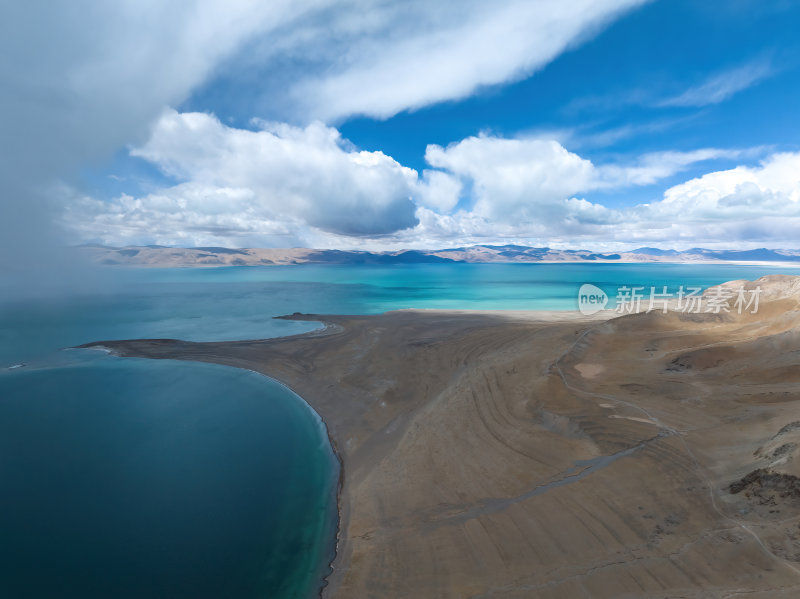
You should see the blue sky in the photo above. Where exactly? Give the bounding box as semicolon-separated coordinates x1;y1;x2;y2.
186;0;800;179
5;0;800;252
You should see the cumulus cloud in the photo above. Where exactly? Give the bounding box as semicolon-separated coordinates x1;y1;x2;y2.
397;150;800;249
67;131;800;249
72;126;613;246
415;170;463;213
425;136;594;222
427;150;800;248
644;152;800;224
70;110;420;243
73;120;775;249
421;134;734;226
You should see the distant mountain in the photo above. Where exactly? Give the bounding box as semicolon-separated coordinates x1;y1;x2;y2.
302;250;454;264
80;244;800;267
630;247;680;256
191;246;250;255
682;248;800;262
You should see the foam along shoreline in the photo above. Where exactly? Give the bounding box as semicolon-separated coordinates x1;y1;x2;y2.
252;367;342;599
225;363;343;599
80;275;800;598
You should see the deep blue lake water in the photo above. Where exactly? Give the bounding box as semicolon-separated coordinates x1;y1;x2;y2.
2;262;800;598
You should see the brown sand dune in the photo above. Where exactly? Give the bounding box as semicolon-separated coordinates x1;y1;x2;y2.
82;275;800;597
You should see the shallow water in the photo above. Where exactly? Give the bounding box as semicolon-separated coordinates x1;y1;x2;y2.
2;261;799;598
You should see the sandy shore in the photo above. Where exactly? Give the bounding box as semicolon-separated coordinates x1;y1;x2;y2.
81;275;800;598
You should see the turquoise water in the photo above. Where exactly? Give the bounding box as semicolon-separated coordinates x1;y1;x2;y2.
2;262;800;598
6;262;800;366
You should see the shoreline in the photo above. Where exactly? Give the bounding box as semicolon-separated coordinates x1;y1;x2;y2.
78;284;800;598
217;310;608;596
84;329;345;599
78;310;606;597
203;360;345;599
240;363;345;599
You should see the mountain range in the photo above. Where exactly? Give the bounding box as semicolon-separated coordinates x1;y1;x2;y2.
80;244;800;267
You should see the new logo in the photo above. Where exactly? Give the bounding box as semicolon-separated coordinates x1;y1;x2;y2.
577;283;608;315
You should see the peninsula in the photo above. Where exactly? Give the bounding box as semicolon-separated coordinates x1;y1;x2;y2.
82;275;800;598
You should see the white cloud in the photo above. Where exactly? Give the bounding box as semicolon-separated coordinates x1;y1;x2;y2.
67;184;308;248
4;0;656;277
279;0;649;121
595;148;744;187
659;59;773;108
425;136;594;221
0;0;326;285
422;134;735;225
1;0;322;186
12;0;795;275
73;120;770;249
564;59;773;127
415;170;463;213
393;150;800;249
647;152;800;220
71;110;420;244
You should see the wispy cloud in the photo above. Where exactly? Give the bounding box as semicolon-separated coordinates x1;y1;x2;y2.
562;113;704;149
280;0;650;121
564;58;775;127
658;59;773;107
